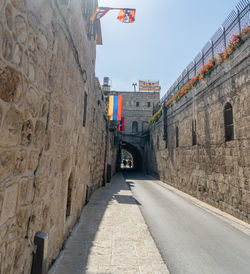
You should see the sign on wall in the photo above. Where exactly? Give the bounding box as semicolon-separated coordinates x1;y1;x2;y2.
139;81;161;92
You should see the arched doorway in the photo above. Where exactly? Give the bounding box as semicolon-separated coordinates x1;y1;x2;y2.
120;142;142;171
121;150;134;169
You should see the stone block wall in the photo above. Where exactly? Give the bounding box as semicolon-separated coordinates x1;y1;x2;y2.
0;0;111;273
120;91;160;134
145;35;250;223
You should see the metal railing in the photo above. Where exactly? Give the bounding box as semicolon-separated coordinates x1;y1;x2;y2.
156;0;249;113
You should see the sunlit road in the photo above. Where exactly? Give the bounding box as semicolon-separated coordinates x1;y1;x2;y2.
123;172;250;274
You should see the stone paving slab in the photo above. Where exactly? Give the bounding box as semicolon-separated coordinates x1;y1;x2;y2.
49;173;169;274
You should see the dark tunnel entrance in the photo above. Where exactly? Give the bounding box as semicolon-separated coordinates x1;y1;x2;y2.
120;142;142;171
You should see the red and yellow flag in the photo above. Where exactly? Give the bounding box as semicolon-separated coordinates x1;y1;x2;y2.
117;9;136;23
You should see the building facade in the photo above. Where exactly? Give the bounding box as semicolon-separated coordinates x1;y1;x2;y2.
104;89;160;134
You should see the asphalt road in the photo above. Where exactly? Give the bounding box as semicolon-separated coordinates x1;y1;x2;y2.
123;172;250;274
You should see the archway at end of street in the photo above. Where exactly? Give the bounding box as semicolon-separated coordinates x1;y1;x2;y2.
120;142;142;171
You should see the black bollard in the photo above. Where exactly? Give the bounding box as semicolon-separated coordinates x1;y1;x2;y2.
31;231;48;274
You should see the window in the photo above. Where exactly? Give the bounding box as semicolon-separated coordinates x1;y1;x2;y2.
176;126;179;147
224;103;234;141
132;121;138;133
163;108;167;148
83;93;87;127
165;129;168;149
66;172;74;219
192;120;197;146
136;102;139;107
147;102;151;107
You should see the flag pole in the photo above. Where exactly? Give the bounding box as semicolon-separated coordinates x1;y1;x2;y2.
99;7;135;10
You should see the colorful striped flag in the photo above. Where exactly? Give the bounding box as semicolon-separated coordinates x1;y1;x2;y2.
117;9;136;23
108;95;123;121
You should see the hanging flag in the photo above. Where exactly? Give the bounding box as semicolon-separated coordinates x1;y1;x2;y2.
113;95;119;121
96;19;103;45
118;117;124;131
117;9;136;23
117;95;123;121
108;95;123;121
91;7;111;22
121;117;125;131
108;95;114;120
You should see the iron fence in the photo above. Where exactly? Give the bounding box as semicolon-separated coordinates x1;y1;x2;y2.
156;0;249;113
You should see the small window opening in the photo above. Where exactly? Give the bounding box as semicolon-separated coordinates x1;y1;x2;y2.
83;93;88;127
136;102;139;107
147;102;151;107
224;103;234;141
192;120;197;146
176;126;179;148
132;121;138;133
66;172;74;219
165;131;168;149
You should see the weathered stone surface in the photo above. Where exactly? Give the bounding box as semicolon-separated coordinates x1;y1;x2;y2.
11;0;26;12
0;107;23;146
12;43;23;66
44;130;51;151
33;120;45;148
22;50;29;76
0;64;23;102
5;4;13;31
15;15;27;44
16;205;31;228
25;87;41;117
18;177;33;206
0;150;15;181
21;120;33;146
0;105;3;127
13;239;31;273
27;150;39;171
0;193;3;218
2;28;13;60
0;22;3;50
4;240;17;274
13;149;27;175
0;184;18;225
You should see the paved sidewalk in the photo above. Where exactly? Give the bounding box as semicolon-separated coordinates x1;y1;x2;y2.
49;173;169;274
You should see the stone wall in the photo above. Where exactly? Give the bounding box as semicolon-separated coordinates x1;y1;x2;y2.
0;0;112;273
146;35;250;223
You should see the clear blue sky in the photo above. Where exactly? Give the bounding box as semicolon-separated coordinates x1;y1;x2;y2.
96;0;241;98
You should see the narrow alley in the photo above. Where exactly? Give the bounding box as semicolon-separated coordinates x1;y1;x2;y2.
0;0;249;273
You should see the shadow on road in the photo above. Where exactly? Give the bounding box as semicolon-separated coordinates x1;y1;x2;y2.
49;173;141;273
